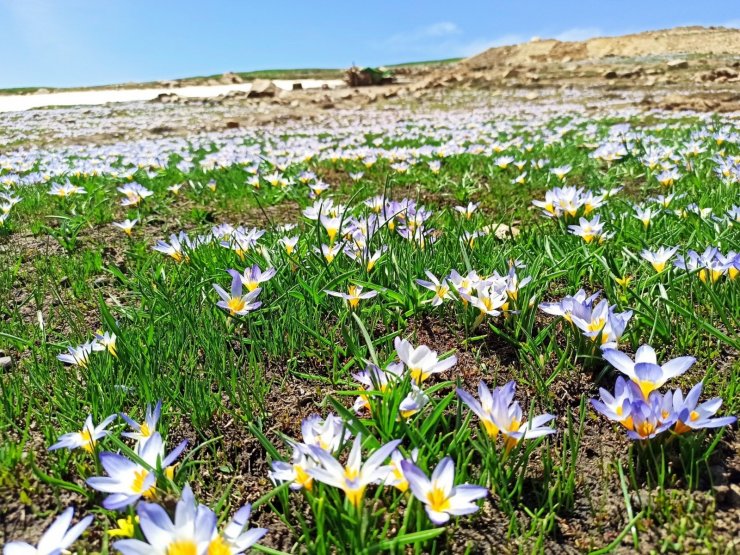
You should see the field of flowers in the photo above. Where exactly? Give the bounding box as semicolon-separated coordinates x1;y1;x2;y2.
0;91;738;553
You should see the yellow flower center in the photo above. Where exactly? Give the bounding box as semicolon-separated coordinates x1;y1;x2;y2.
344;467;360;481
227;297;246;314
636;421;656;438
620;416;634;431
409;367;429;384
168;540;198;555
80;429;94;452
345;486;365;507
482;418;499;438
208;536;232;555
295;464;313;490
652;261;666;273
140;422;151;438
637;380;656;399
391;465;408;492
131;469;156;498
426;487;451;513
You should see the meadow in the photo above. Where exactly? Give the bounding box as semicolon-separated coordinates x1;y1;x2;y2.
0;91;738;553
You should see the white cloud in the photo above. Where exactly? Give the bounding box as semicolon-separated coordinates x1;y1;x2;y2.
553;27;603;42
382;21;462;50
454;34;526;57
375;23;526;59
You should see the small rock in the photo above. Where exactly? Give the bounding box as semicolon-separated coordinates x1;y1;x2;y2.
603;70;618;79
292;82;303;91
248;79;279;98
220;72;243;84
151;93;180;104
667;59;689;70
0;356;13;371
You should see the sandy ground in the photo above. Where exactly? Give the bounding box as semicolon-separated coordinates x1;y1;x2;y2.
0;79;345;113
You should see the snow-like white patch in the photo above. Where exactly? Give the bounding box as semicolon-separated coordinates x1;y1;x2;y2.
0;80;345;113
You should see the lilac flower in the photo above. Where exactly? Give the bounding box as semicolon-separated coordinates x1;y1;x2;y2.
602;345;694;399
401;457;488;525
4;507;93;555
669;382;737;434
87;432;187;510
49;414;117;453
213;273;262;316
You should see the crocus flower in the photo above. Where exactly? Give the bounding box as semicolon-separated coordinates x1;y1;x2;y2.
213;274;262;316
113;219;138;236
383;448;418;492
669;382;737;434
401;457;488;525
602;345;695;399
317;243;342;263
120;400;162;446
568;215;611;243
320;214;342;242
325;285;378;309
448;269;483;299
167;183;183;195
459;380;555;449
300;413;351;454
457;381;517;438
94;331;118;357
279;235;299;255
49;414;117;453
491;399;556;451
57;341;97;368
597;310;633;349
460;282;508;317
352;363;405;413
539;289;600;323
640;246;679;273
590;377;642;430
87;432;187;510
399;385;429;419
215;501;269;554
3;506;93;555
395;337;457;384
416;270;452;306
113;484;267;555
230;264;276;292
269;445;317;491
308;435;401;507
633;205;655;229
153;232;191;263
626;399;675;440
454;202;479;219
49;182;86;197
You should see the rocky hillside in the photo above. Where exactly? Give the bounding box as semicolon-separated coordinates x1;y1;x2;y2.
463;26;740;69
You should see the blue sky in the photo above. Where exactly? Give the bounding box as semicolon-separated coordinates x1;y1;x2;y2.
1;0;738;88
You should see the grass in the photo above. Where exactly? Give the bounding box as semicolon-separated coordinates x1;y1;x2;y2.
0;95;738;553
